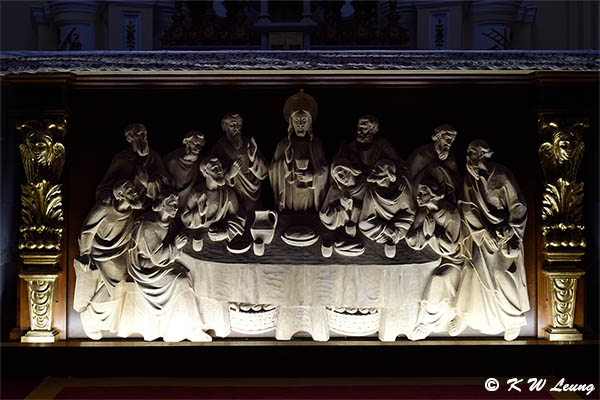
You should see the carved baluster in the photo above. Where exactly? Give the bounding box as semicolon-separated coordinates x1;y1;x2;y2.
538;114;587;341
17;118;66;343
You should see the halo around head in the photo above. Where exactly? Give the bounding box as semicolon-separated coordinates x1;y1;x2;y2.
283;89;318;122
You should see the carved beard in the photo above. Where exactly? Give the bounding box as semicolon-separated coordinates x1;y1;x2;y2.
183;152;199;162
434;141;450;161
466;162;480;180
229;133;243;150
211;174;226;187
132;139;150;157
357;131;373;144
183;146;200;162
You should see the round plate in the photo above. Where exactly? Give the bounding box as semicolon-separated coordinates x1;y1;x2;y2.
226;238;252;254
281;226;319;247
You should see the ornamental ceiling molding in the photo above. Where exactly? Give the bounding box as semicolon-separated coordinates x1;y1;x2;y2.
1;50;599;74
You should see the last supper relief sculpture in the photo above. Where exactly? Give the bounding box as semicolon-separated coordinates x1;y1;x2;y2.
73;90;529;342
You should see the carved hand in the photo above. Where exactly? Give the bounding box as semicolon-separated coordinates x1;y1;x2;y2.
296;170;313;183
229;157;242;178
247;137;258;162
424;214;436;237
174;233;188;249
484;230;500;253
397;180;407;193
496;224;513;242
340;195;353;211
382;226;397;242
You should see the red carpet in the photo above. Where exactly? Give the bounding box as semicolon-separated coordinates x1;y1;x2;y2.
22;377;575;399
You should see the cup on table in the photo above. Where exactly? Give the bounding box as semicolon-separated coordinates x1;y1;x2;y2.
192;235;203;252
384;243;396;259
345;222;356;237
295;158;309;171
321;242;333;258
253;238;265;256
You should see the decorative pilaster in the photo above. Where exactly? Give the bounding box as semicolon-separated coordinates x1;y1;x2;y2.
542;269;585;340
17;118;66;343
18;273;60;343
538;114;588;341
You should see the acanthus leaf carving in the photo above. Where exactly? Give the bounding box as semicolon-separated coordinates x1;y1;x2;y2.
541;179;584;224
19;181;64;251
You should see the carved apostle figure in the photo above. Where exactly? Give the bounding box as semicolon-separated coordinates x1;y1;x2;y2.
337;115;402;174
128;193;211;342
407;124;459;201
269;90;328;212
358;159;415;258
319;160;365;235
406;178;463;340
74;179;143;340
163;130;206;198
97;123;170;203
180;157;246;242
211;113;268;213
450;140;529;341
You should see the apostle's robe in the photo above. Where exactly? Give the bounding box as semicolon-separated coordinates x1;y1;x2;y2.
74;201;137;339
319;179;366;231
358;177;415;244
407;143;460;202
406;201;461;261
164;147;203;188
180;183;246;240
269;135;328;212
127;213;210;342
97;149;170;202
454;164;529;335
163;148;204;208
211;137;268;213
406;201;463;337
339;137;402;173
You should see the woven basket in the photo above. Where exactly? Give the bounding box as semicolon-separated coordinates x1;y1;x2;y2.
327;307;380;336
229;304;278;335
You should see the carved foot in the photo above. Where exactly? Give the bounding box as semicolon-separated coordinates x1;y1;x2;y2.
411;324;432;341
504;327;521;341
448;316;466;337
188;331;212;342
83;328;102;341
